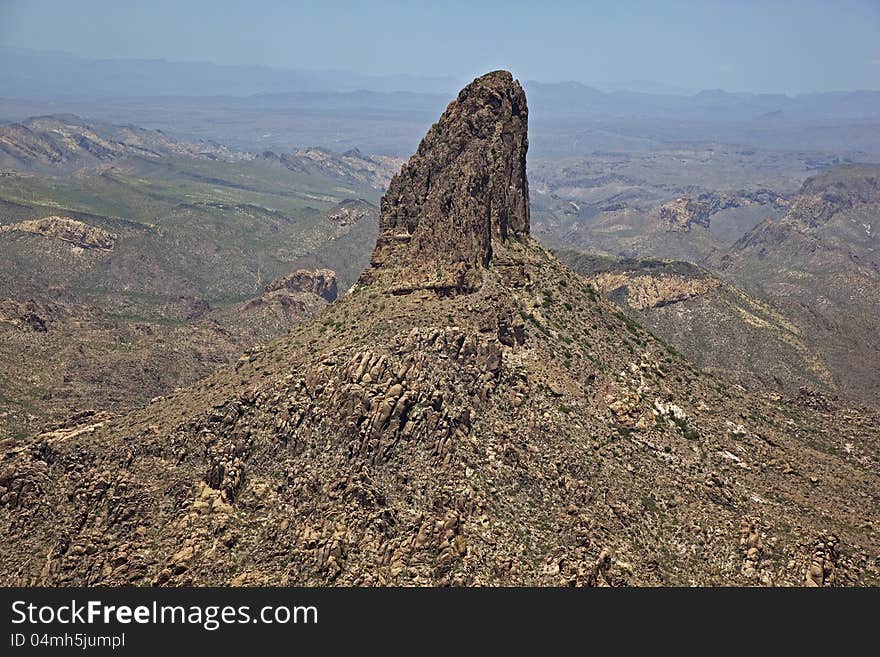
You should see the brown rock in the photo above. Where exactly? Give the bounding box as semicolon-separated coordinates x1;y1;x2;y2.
0;216;116;250
263;269;338;302
362;70;529;294
658;198;711;232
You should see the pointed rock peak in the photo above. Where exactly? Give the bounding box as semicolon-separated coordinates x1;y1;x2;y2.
362;70;530;294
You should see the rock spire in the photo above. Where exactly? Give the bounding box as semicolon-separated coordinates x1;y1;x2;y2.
363;70;529;293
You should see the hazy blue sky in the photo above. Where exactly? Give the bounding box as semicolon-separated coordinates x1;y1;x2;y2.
1;0;878;94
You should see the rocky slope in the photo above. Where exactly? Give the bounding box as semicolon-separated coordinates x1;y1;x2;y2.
261;148;403;191
528;148;802;264
1;72;877;587
556;252;836;395
536;157;879;407
0;269;337;439
715;165;880;405
0;122;382;437
0;115;243;172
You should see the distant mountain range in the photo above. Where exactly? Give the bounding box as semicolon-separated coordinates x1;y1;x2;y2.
0;46;461;97
3;47;879;124
523;81;880;122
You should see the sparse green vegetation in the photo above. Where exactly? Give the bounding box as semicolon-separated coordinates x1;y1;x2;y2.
671;415;700;441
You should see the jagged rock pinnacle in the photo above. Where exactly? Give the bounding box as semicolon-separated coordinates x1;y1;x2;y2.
362;70;529;294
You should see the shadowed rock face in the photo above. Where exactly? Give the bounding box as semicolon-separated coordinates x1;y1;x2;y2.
363;70;529;294
263;269;338;302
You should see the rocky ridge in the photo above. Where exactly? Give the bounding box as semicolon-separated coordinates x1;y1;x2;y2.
556;251;838;396
0;216;116;251
657;191;789;233
717;165;880;404
589;270;721;309
261;269;338;302
658;197;712;232
261;148;402;191
0;115;243;172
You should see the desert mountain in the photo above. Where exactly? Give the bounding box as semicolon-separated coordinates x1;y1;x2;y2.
1;72;878;587
0;268;338;440
556;251;835;395
715;166;880;404
259;148;402;191
536;160;880;407
0;115;243;172
0;114;402;194
529;149;798;264
0;133;381;437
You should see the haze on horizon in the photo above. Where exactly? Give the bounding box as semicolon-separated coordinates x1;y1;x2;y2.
1;0;879;96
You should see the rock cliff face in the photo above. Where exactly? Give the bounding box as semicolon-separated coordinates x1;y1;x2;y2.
263;269;338;302
327;199;375;226
589;271;721;310
363;71;529;294
237;269;340;330
654;191;788;234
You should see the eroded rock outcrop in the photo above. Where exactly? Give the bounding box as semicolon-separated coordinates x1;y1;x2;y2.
0;299;52;332
590;272;721;309
658;198;711;232
0;216;116;251
655;191;788;234
237;269;339;327
263;269;338;302
805;533;840;586
362;70;529;294
327;200;375;226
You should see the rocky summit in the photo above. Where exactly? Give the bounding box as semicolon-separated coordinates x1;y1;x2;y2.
363;70;529;294
1;72;878;587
